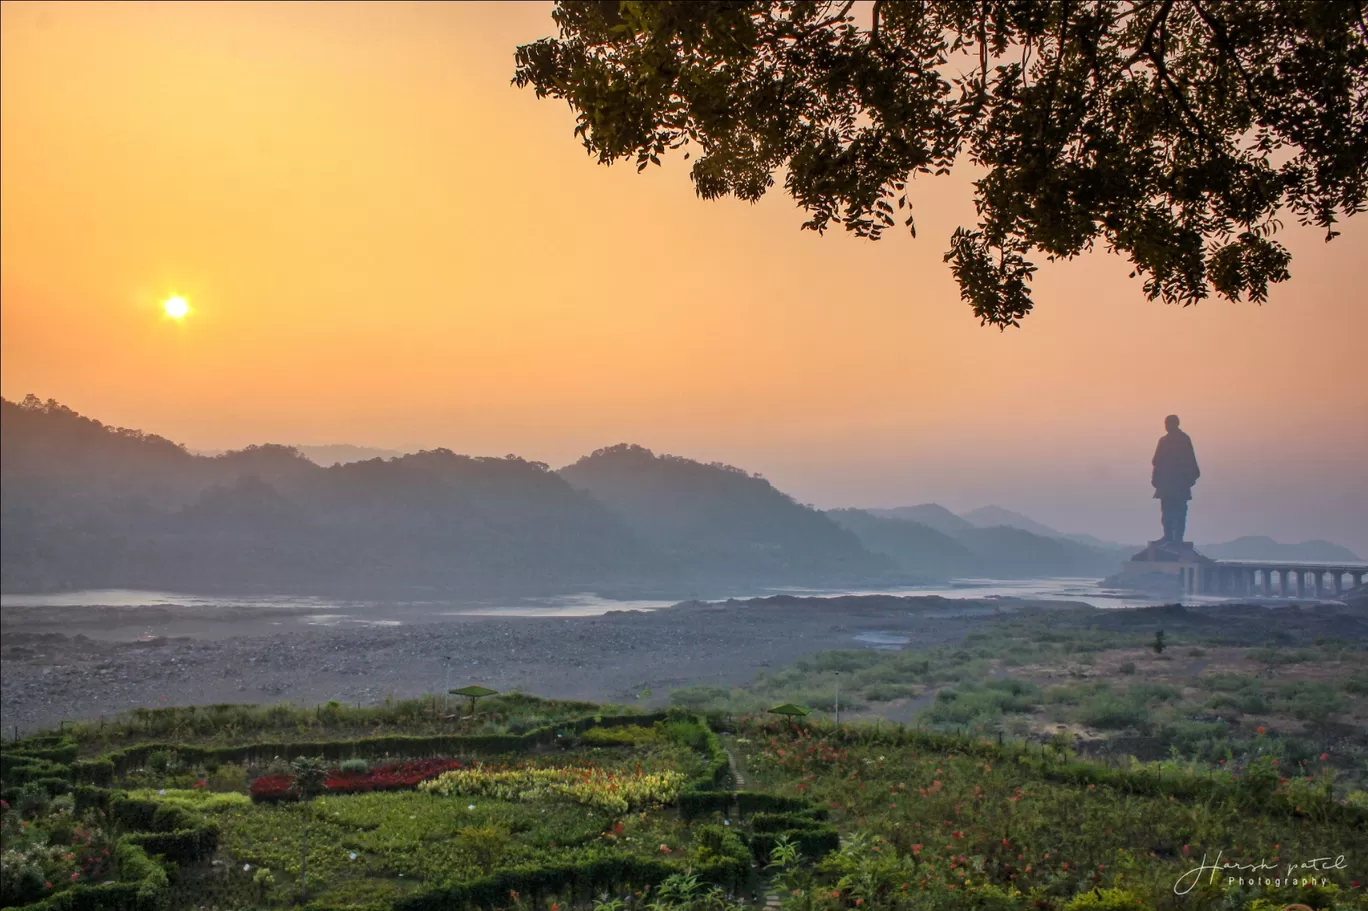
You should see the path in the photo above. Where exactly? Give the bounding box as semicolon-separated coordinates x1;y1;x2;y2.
723;738;782;911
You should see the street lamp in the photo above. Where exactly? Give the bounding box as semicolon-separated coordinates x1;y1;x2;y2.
834;672;840;727
442;657;453;714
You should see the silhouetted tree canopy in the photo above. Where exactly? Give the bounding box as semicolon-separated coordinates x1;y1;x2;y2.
513;1;1368;326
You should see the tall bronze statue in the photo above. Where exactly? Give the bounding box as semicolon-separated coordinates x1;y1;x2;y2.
1152;415;1200;544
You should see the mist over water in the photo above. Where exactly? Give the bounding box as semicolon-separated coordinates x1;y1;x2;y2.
0;577;1234;621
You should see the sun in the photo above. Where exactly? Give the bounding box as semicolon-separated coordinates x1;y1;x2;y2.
163;295;190;319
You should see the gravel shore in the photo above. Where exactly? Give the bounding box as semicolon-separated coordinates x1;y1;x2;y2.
0;594;1031;734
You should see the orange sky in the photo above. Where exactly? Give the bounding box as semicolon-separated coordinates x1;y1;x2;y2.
2;0;1366;553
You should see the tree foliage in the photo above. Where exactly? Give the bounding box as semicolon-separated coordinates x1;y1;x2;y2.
513;0;1368;326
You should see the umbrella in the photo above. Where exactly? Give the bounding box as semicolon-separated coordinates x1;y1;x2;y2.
449;685;500;716
767;703;811;717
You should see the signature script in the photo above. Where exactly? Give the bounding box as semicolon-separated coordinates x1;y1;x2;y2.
1173;851;1347;895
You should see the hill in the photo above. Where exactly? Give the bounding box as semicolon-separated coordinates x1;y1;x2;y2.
825;509;977;579
293;443;407;465
1199;535;1362;562
830;507;1123;579
961;504;1063;538
864;502;973;535
558;444;892;586
1;397;665;596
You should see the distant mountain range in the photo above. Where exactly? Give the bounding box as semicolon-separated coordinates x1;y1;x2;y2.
1196;536;1361;563
829;509;1124;579
194;444;408;465
2;396;1357;597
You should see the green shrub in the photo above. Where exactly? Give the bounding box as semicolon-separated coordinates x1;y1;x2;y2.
1064;887;1148;910
860;683;920;702
110;795;161;831
206;763;249;793
339;758;370;774
1074;693;1149;731
1118;662;1136;675
581;725;660;746
126;825;220;866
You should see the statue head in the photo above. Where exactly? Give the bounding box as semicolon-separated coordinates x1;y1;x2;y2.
1165;414;1180;431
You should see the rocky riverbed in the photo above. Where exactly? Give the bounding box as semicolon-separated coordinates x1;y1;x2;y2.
0;594;1022;734
6;594;1364;736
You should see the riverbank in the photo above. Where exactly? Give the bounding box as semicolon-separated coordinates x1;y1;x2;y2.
1;594;1032;734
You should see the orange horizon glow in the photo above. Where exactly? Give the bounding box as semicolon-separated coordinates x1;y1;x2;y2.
2;1;1365;553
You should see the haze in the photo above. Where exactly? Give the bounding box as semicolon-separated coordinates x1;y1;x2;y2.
2;0;1365;554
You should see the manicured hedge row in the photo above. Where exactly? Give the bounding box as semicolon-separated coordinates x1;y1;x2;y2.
125;825;220;867
393;854;749;911
1;741;80;766
678;789;831;821
678;790;735;820
748;810;830;833
100;711;674;776
1;757;72;786
748;826;841;864
735;792;814;817
74;784;111;813
110;795;161;832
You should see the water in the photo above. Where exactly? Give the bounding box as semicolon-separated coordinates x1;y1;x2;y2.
0;578;1234;618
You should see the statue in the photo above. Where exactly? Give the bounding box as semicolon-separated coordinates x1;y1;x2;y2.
1151;414;1200;544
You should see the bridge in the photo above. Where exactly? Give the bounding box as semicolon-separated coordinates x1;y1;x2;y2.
1188;559;1367;598
1117;541;1368;598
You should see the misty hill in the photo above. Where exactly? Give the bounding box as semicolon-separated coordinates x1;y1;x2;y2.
961;505;1062;538
294;444;407;465
558;444;891;585
961;505;1136;552
1;397;667;597
865;503;974;535
831;508;1124;579
826;509;979;577
1199;536;1362;562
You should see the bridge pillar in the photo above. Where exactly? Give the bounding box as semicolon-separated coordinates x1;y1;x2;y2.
1333;572;1343;595
1261;568;1271;597
1243;568;1253;596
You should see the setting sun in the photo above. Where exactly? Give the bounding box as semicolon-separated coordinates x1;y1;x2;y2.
163;295;189;319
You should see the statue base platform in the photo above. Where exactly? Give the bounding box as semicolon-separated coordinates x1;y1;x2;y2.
1104;541;1214;595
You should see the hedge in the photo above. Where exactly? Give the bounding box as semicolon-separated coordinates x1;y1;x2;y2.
110;795;161;832
678;790;735;820
748;825;841;864
393;855;748;911
125;826;220;867
100;711;674;776
73;784;111;813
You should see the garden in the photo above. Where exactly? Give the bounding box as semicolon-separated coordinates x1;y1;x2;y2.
3;691;1367;910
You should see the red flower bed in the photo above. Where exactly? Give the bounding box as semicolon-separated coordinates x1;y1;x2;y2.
250;758;462;802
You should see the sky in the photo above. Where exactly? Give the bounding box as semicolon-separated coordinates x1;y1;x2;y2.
2;0;1366;554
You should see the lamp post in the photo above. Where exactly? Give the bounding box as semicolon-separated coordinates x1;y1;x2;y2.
442;657;453;715
834;673;840;728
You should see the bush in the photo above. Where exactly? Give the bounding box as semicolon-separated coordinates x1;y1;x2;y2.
110;796;161;831
678;790;734;820
581;725;660;746
126;825;220;866
1118;662;1136;675
1064;887;1148;910
339;758;370;774
205;763;248;793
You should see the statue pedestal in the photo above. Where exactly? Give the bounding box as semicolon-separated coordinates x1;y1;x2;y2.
1104;540;1215;596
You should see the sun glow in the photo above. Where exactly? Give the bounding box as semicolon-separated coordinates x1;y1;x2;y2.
163;295;190;319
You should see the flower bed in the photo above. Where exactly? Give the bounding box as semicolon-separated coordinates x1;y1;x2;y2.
418;762;685;813
249;757;462;802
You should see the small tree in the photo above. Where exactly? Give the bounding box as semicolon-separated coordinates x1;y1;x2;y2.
1153;630;1167;655
291;756;328;901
